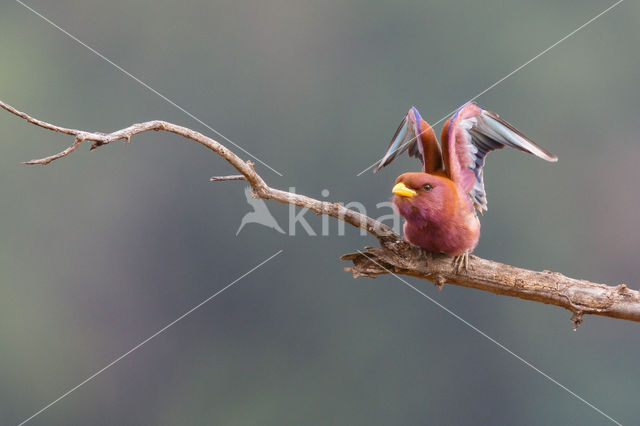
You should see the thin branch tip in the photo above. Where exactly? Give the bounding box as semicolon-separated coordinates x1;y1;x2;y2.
210;175;247;182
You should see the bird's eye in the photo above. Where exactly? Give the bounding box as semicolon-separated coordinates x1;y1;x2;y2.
423;184;433;192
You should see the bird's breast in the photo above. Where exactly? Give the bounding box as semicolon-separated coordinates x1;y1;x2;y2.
400;203;480;256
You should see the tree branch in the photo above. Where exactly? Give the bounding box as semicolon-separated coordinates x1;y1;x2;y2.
209;175;247;182
2;99;638;328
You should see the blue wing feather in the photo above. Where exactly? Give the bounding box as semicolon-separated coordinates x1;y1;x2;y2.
375;107;442;173
450;103;557;211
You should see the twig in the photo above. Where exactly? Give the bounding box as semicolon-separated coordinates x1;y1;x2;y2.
3;98;638;327
209;175;247;182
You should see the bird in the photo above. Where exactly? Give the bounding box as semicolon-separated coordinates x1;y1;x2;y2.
374;102;557;269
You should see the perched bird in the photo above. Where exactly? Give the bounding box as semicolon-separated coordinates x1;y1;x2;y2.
374;102;557;268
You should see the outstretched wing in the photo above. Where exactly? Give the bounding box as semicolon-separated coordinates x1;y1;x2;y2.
374;107;443;173
442;102;557;211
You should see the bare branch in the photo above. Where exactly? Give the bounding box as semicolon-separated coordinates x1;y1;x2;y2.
2;98;638;327
1;99;392;240
342;247;640;327
209;175;247;182
23;135;86;165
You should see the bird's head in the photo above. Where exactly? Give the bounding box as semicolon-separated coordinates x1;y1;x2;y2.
391;172;458;226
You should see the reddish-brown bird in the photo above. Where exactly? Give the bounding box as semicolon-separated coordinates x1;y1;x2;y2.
374;103;557;268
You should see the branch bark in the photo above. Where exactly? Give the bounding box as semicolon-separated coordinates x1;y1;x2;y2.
3;99;638;327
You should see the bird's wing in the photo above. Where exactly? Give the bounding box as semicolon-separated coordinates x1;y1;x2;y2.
442;102;557;211
374;107;443;173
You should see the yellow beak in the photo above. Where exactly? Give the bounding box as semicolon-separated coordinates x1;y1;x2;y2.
392;182;417;198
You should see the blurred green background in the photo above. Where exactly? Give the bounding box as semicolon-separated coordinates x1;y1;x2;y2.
1;0;639;424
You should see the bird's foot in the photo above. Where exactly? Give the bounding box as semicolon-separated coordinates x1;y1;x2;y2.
452;252;470;273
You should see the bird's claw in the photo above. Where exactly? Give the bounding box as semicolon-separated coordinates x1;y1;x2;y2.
452;252;470;272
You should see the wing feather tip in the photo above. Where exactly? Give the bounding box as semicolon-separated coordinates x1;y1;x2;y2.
534;150;558;163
